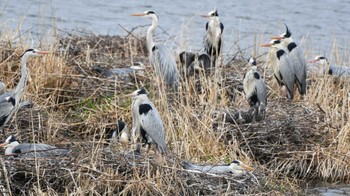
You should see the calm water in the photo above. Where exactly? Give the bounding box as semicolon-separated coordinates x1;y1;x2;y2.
1;0;350;58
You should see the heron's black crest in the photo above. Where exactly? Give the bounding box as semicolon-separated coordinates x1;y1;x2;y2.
137;88;148;95
253;72;260;79
146;11;155;15
319;56;326;60
273;40;281;44
232;160;240;164
284;24;292;38
139;104;153;115
211;10;218;17
287;42;297;52
20;48;35;57
9;135;17;143
117;120;126;132
276;50;285;60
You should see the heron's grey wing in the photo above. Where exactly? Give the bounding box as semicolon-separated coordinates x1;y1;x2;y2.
256;79;267;106
0;93;15;126
184;163;231;173
139;102;168;153
14;143;70;157
152;44;179;90
290;48;307;95
330;65;350;77
279;55;295;99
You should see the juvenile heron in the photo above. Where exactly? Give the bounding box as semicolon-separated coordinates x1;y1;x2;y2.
309;56;350;77
260;40;295;99
0;49;49;133
243;58;267;107
131;11;179;90
271;24;307;97
183;160;254;175
130;88;169;154
201;8;224;64
0;135;70;157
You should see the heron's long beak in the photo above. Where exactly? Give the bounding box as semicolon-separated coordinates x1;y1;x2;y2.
200;15;209;18
308;59;318;63
37;51;50;55
270;36;284;40
260;43;273;47
0;142;8;147
131;13;146;16
241;164;254;171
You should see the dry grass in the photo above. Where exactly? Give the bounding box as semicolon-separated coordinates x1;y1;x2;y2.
0;25;349;195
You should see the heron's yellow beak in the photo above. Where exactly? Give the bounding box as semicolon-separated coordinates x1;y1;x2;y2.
260;43;273;47
131;13;146;17
241;164;254;171
270;36;284;40
37;51;50;55
200;15;209;18
0;142;8;147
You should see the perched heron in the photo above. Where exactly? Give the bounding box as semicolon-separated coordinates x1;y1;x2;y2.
179;51;211;75
131;11;179;90
130;88;169;154
243;58;267;107
309;56;350;77
201;8;224;63
105;120;129;143
0;135;70;157
183;160;254;175
260;40;295;99
271;24;307;97
0;49;49;133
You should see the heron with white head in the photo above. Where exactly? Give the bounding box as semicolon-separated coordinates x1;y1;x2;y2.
183;160;254;175
201;8;224;64
260;40;295;99
0;135;70;157
309;56;350;77
271;24;307;97
0;49;49;133
131;11;179;91
243;57;267;107
106;120;129;143
130;88;169;154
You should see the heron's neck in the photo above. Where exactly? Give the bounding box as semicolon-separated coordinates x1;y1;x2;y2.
147;18;158;53
14;56;29;104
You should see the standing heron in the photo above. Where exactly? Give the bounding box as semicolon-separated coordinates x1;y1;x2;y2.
130;88;169;154
309;56;350;77
0;135;70;157
131;11;179;91
183;160;254;175
260;40;295;99
271;24;307;97
243;57;267;107
0;49;49;133
201;8;224;64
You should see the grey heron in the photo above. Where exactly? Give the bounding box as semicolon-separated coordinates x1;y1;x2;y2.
130;88;169;154
201;8;224;64
271;24;307;97
183;160;254;175
0;135;70;157
0;49;49;133
179;51;211;75
105;120;129;143
131;11;179;91
309;56;350;77
243;57;267;107
260;40;295;99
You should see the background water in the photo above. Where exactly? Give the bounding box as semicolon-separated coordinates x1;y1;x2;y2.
1;0;350;60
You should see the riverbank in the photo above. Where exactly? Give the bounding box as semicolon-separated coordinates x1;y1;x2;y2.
0;29;349;195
